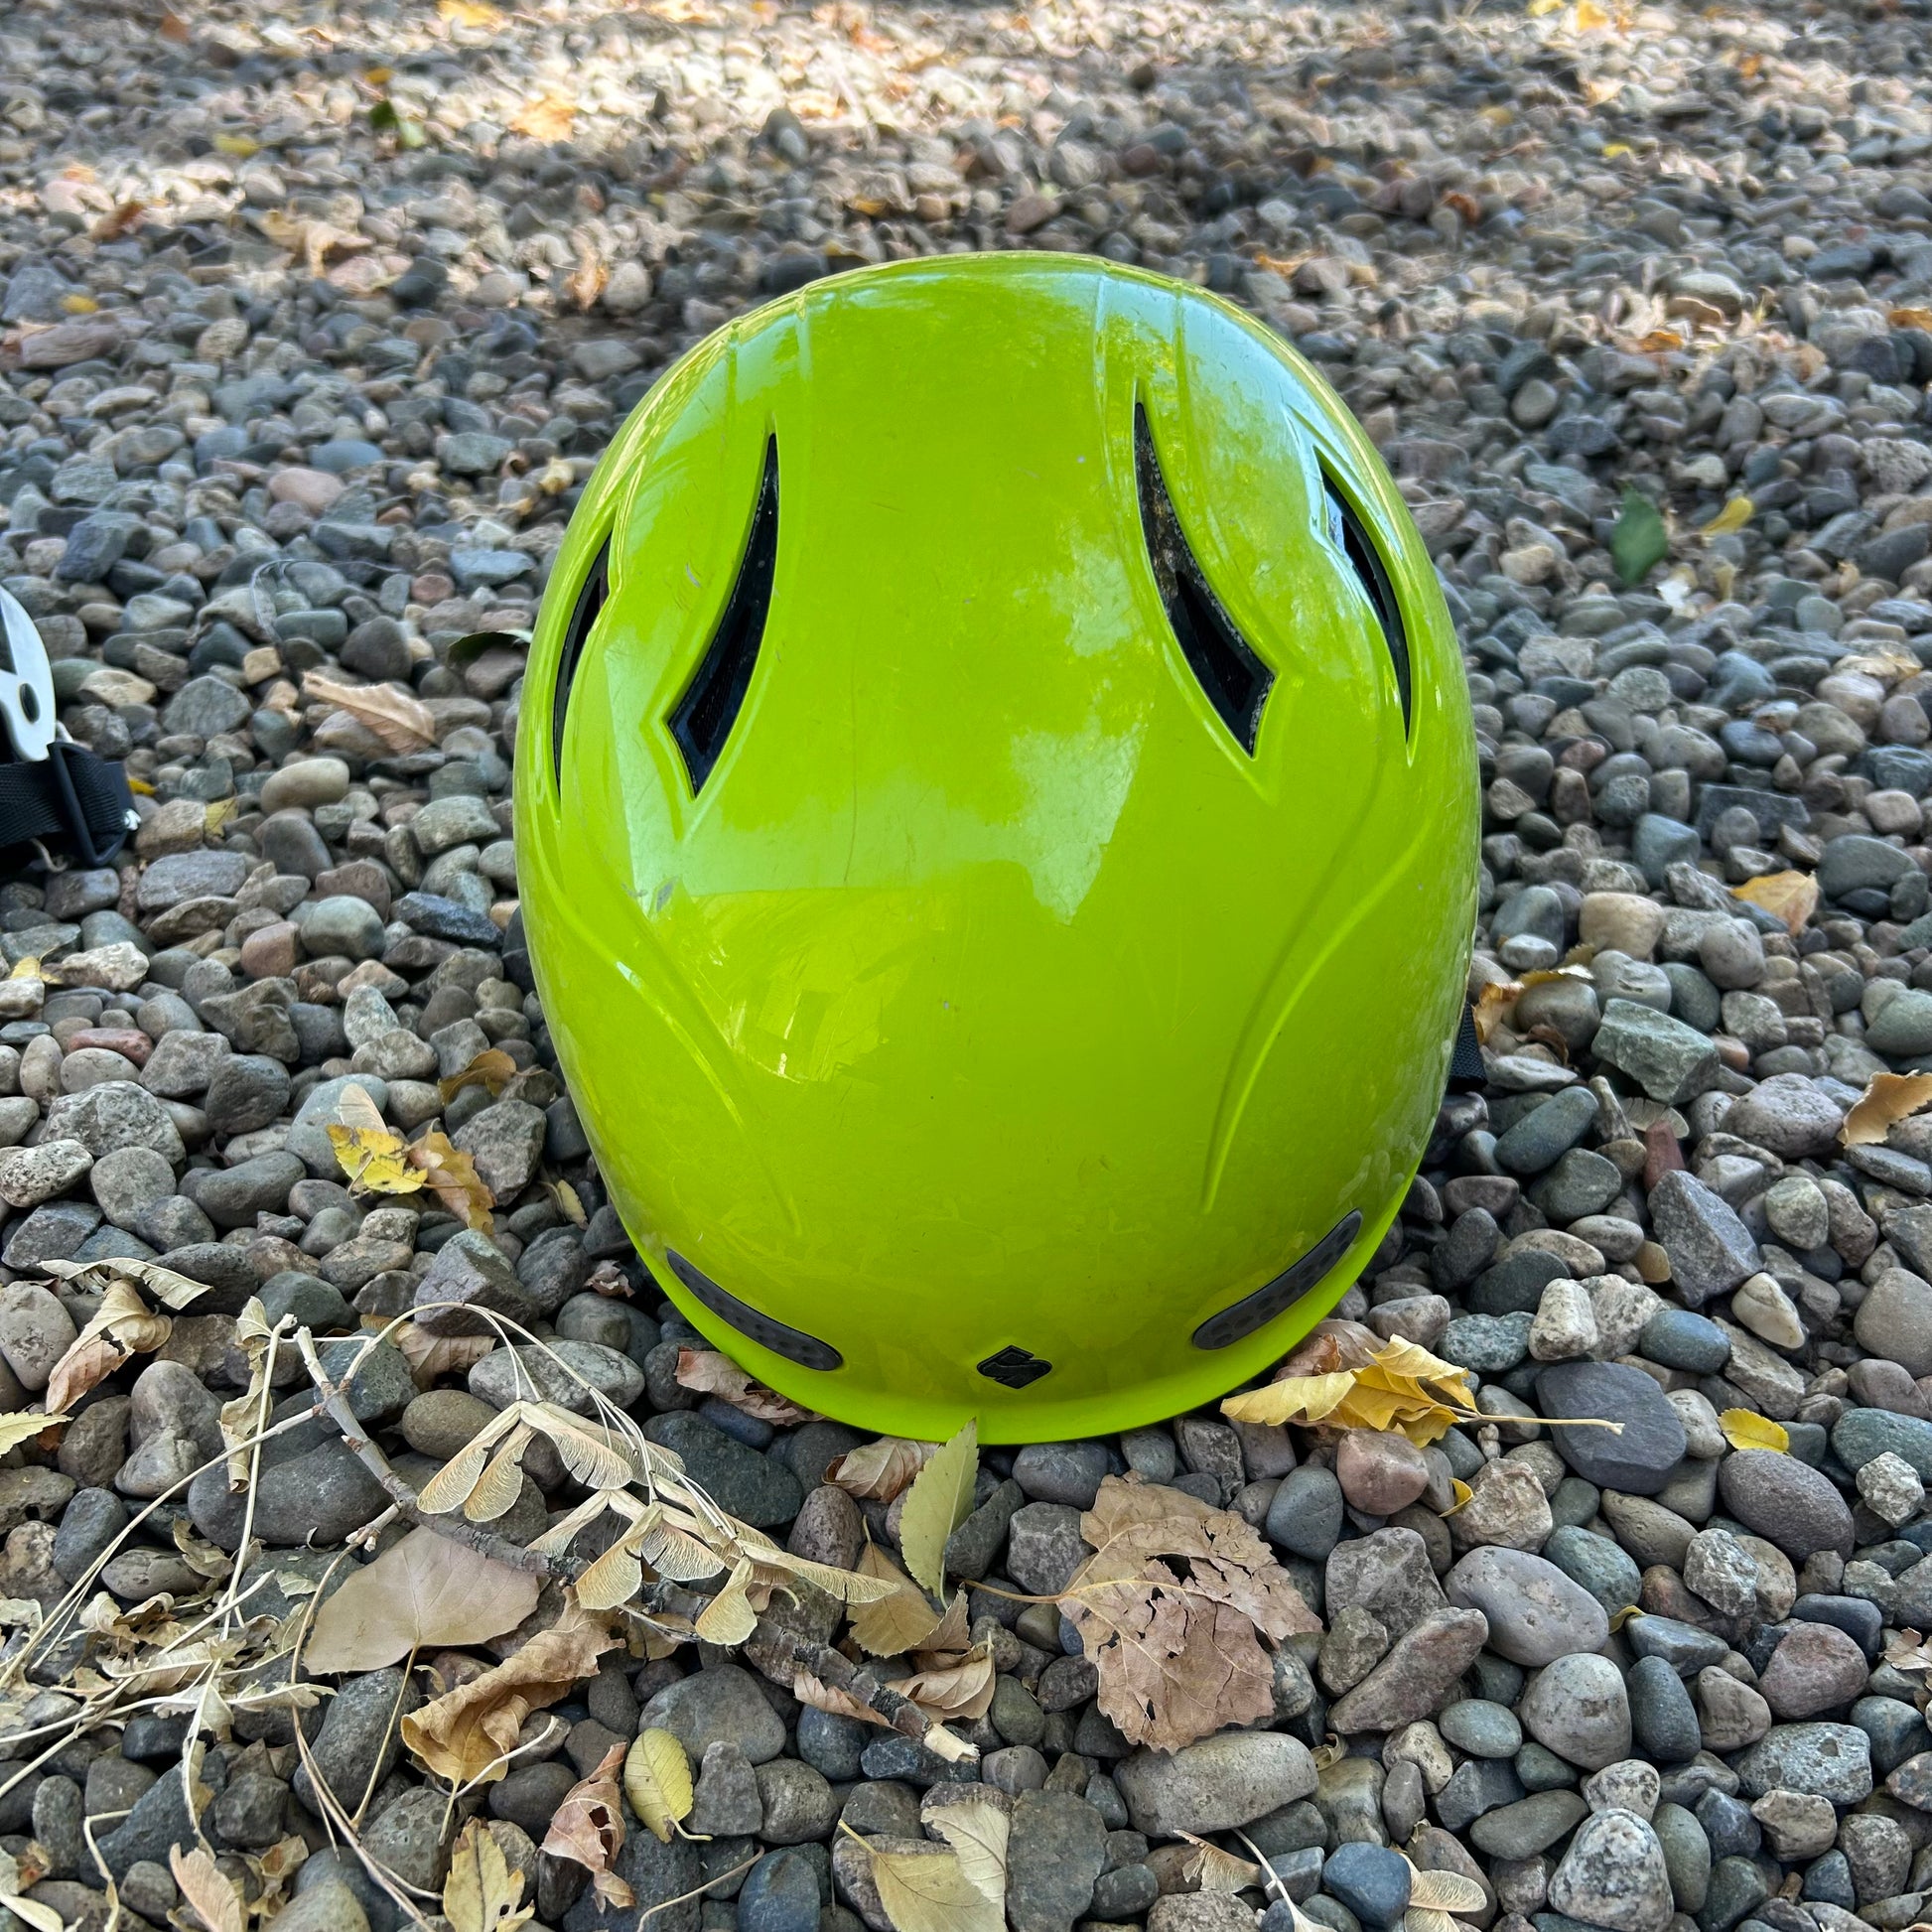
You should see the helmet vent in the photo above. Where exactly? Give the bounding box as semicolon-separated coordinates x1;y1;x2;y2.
665;1248;843;1372
1134;402;1274;756
1323;480;1412;735
670;436;778;793
551;536;611;787
1190;1210;1364;1351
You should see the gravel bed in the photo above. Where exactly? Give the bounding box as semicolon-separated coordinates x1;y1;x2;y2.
4;3;1932;1932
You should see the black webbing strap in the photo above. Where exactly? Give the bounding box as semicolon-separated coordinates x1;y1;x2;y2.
1446;1000;1485;1092
0;743;135;869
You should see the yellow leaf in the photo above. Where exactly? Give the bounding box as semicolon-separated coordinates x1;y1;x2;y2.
1890;308;1932;331
554;1178;588;1227
1702;495;1754;537
407;1129;494;1231
440;0;506;24
328;1123;427;1195
927;1796;1008;1908
8;957;40;981
213;133;259;157
1220;1370;1359;1429
443;1818;531;1932
1607;1604;1646;1631
1843;1070;1932;1146
439;1048;518;1105
866;1841;1001;1932
1573;0;1610;26
509;96;576;141
899;1419;978;1600
623;1728;694;1844
1721;1409;1789;1452
1527;0;1561;13
171;1846;243;1932
848;1543;944;1657
1442;1477;1473;1516
1730;869;1817;937
1602;143;1633;157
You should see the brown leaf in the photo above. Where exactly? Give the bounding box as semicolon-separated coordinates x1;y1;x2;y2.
45;1280;172;1414
171;1845;243;1932
401;1604;616;1784
444;1818;532;1932
1469;979;1519;1045
848;1542;946;1657
674;1349;820;1426
897;1644;996;1722
567;249;608;312
304;672;437;752
1730;869;1818;936
541;1742;633;1907
1060;1475;1320;1753
159;11;191;39
396;1322;498;1383
408;1129;496;1232
826;1437;934;1501
1843;1071;1932;1147
439;1049;518;1106
509;97;576;141
89;201;145;240
793;1670;891;1728
306;1527;542;1673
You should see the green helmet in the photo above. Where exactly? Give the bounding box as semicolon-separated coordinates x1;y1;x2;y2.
515;254;1477;1443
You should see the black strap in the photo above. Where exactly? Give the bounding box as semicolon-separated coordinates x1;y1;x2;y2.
0;744;135;868
1446;1000;1485;1091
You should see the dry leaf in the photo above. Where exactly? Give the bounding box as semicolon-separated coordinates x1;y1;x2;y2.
1061;1474;1320;1753
927;1796;1008;1908
1470;979;1521;1045
794;1670;890;1728
1890;309;1932;331
1702;495;1754;538
1221;1331;1480;1446
305;1527;542;1672
408;1130;495;1232
439;1049;518;1105
1843;1070;1932;1146
510;97;577;141
848;1543;946;1657
1720;1408;1789;1453
623;1727;694;1844
1175;1833;1260;1893
0;1412;66;1455
1407;1869;1488;1916
567;248;609;312
865;1840;1001;1932
827;1437;935;1500
440;0;506;24
90;201;145;240
220;1298;276;1492
159;11;191;39
1730;870;1818;936
401;1604;616;1784
444;1817;533;1932
171;1845;243;1932
0;1853;64;1932
541;1743;632;1907
899;1420;977;1599
1884;1628;1932;1675
396;1322;497;1383
304;672;436;751
897;1645;996;1723
329;1122;425;1196
674;1349;820;1426
45;1279;173;1414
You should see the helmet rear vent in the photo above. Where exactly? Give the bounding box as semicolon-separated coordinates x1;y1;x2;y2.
670;436;778;793
665;1247;842;1372
551;536;611;786
1191;1210;1363;1350
1134;402;1274;756
1323;479;1412;736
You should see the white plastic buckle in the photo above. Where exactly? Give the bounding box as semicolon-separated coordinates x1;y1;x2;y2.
0;585;58;764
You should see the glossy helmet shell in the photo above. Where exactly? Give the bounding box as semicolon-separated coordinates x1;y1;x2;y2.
515;254;1478;1442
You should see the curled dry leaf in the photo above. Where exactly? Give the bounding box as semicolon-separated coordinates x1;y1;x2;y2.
1720;1408;1789;1453
897;1644;996;1723
899;1420;978;1600
1843;1070;1932;1146
509;96;577;141
1730;869;1819;936
1221;1328;1482;1447
674;1348;820;1426
444;1818;533;1932
0;1412;66;1456
45;1278;173;1414
409;1129;495;1232
305;1527;542;1673
1469;978;1521;1045
1060;1474;1319;1754
623;1727;695;1844
0;1850;63;1932
1174;1833;1260;1893
219;1297;278;1491
826;1436;935;1501
401;1604;616;1785
42;1255;210;1310
439;1048;518;1106
541;1742;633;1907
794;1670;889;1728
171;1844;244;1932
303;671;437;751
396;1321;497;1384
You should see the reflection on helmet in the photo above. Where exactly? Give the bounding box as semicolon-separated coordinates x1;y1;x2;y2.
516;254;1478;1443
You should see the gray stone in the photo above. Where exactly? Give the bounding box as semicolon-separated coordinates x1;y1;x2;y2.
1548;1809;1673;1932
1447;1548;1610;1665
1115;1732;1316;1835
1717;1450;1855;1560
1519;1653;1632;1770
1733;1724;1872;1803
1646;1171;1757;1306
638;1413;801;1527
1590;1000;1719;1103
640;1664;787;1765
1006;1790;1107;1932
1535;1361;1687;1494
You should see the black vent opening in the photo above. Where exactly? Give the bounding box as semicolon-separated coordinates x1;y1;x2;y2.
1323;481;1412;735
1190;1210;1363;1351
1135;402;1274;755
670;437;778;793
551;537;610;787
977;1345;1053;1390
666;1249;843;1372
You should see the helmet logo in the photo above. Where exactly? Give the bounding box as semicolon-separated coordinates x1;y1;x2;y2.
1134;402;1273;755
670;436;779;793
977;1345;1052;1390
